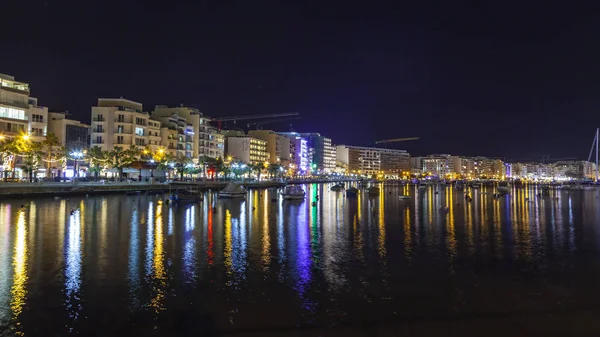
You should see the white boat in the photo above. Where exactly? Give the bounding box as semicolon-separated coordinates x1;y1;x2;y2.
219;182;247;198
281;185;305;200
331;183;344;191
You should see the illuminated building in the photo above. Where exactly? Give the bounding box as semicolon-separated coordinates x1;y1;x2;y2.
156;113;194;158
48;112;90;150
296;133;335;173
48;112;91;177
336;145;410;176
0;73;48;142
207;127;225;159
225;136;268;164
416;154;461;178
277;132;308;173
249;130;291;165
152;105;212;159
90;98;160;151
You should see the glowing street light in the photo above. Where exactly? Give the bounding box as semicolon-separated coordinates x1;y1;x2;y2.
22;135;30;141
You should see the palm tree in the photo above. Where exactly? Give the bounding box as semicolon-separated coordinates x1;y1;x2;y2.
156;153;174;180
108;145;140;180
198;155;213;179
42;132;62;178
268;163;282;179
0;138;18;180
173;154;193;180
88;146;108;179
20;141;42;182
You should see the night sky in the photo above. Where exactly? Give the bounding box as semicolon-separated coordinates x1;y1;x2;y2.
2;0;600;160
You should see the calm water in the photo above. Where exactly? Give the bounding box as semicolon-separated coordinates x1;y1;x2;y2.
2;183;600;336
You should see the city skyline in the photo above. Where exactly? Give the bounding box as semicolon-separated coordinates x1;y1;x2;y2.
3;1;600;159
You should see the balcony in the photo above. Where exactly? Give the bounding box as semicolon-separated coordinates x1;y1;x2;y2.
0;98;29;109
93;117;105;122
92;140;104;144
92;128;105;133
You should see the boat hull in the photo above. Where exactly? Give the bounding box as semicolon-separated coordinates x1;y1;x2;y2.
219;192;246;199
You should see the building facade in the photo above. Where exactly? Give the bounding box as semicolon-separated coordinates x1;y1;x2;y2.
298;133;335;173
152;105;212;159
48;112;90;150
226;136;268;164
249;130;291;165
90;98;158;151
337;145;410;176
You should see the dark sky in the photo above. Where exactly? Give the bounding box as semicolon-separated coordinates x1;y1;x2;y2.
3;0;600;160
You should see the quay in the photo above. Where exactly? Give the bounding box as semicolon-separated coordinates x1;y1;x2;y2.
0;178;359;199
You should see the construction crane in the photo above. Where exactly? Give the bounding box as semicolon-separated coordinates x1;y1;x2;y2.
375;137;419;148
246;116;301;130
211;112;300;130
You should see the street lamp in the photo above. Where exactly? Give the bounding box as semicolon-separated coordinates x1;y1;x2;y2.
70;151;84;178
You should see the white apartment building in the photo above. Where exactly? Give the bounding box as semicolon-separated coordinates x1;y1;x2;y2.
90;98;159;151
152;105;212;159
226;136;268;164
0;74;48;142
48;112;90;150
337;145;410;176
248;130;291;165
154;112;194;158
208;127;225;159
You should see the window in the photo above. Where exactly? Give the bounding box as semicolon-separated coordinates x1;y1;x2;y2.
117;114;125;122
135;127;144;136
117;125;123;133
95;136;103;144
31;114;44;123
95;114;104;122
31;127;44;136
135;138;145;146
116;136;124;144
0;107;26;120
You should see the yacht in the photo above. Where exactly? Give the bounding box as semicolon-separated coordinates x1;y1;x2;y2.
281;185;305;200
219;182;247;198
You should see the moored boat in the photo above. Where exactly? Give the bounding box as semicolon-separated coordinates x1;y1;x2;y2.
331;183;344;191
281;185;305;200
219;182;247;198
346;186;359;197
367;186;380;196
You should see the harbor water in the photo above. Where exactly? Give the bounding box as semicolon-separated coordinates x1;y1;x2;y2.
1;183;600;336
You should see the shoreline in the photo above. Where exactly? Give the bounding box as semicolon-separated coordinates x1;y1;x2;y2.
0;179;360;199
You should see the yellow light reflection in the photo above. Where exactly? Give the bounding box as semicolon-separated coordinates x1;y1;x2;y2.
404;207;412;262
224;210;232;275
446;190;456;273
261;195;270;271
150;202;166;312
10;210;27;335
378;191;386;258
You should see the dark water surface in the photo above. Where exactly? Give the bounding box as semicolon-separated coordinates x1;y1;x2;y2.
2;184;600;336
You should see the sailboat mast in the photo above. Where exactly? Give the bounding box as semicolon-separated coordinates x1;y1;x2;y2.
596;128;600;182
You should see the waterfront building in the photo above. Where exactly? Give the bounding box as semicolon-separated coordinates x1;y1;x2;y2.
48;112;90;150
0;74;49;179
0;74;48;142
249;130;291;165
207;127;225;159
90;98;159;151
225;136;268;164
417;154;461;178
288;134;308;174
152;105;212;159
154;112;194;158
336;145;410;176
298;133;335;173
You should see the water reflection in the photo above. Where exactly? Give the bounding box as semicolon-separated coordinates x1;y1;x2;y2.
11;209;27;336
2;186;600;335
65;209;83;329
150;201;166;313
